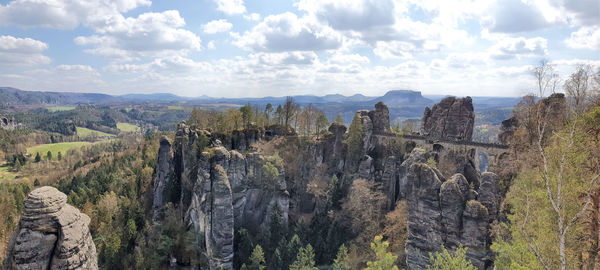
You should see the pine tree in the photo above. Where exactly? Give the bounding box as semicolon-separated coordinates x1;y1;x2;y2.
235;229;254;269
269;205;285;253
427;245;476;270
290;244;317;270
248;245;266;270
46;151;52;160
315;113;329;138
334;114;345;125
265;103;273;124
286;235;303;267
240;103;254;129
270;248;284;270
34;152;41;163
365;235;398;270
57;151;62;161
327;175;344;209
345;113;363;171
332;244;350;270
14;157;21;171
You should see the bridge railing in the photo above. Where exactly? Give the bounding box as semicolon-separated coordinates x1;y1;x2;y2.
389;133;509;149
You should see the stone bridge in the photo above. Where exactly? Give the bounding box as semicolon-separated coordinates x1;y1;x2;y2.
373;133;509;171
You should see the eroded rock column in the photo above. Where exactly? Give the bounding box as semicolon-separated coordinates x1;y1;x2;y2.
3;186;97;270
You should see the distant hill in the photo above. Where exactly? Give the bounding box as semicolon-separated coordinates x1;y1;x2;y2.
120;93;192;102
0;87;116;106
0;87;522;125
371;90;432;106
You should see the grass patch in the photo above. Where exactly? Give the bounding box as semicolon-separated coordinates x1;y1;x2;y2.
76;127;114;137
117;122;139;132
47;106;75;112
168;105;184;110
27;142;92;159
0;166;16;181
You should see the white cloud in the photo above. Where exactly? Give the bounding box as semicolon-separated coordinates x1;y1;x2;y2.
297;0;471;57
212;0;246;15
490;36;548;59
431;53;490;71
75;10;201;61
0;65;106;92
562;0;600;26
328;53;370;64
297;0;397;31
207;40;216;50
202;19;233;34
256;52;318;66
233;12;342;52
565;26;600;50
373;41;415;59
0;35;51;67
105;56;212;74
480;0;564;33
0;0;150;29
243;13;261;21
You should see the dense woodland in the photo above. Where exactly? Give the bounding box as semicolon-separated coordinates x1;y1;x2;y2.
0;63;598;269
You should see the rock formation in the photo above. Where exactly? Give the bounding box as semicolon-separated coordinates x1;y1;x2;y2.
154;124;289;270
152;136;172;221
3;186;97;270
0;116;15;130
498;115;518;145
152;99;505;270
421;97;475;141
368;101;391;134
403;149;498;269
405;163;445;270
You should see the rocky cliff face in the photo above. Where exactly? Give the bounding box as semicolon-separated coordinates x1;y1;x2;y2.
403;149;501;269
3;186;97;270
421;97;475;141
153;98;504;270
153;124;289;270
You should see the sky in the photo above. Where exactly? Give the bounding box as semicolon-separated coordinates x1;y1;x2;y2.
0;0;598;98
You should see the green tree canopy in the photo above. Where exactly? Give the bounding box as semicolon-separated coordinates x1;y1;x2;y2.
365;235;398;270
290;244;317;270
332;244;350;270
427;245;477;270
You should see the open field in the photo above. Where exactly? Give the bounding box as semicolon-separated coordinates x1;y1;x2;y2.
0;166;16;181
76;127;114;137
47;106;76;112
117;122;139;132
27;142;92;159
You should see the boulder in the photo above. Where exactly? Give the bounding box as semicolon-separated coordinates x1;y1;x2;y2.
3;187;97;270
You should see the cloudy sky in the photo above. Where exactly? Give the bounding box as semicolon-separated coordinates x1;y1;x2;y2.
0;0;598;97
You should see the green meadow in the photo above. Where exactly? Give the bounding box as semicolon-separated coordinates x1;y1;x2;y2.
27;141;92;159
47;106;75;112
76;127;114;137
117;122;139;132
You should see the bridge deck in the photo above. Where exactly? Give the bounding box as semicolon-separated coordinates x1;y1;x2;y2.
375;133;509;150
